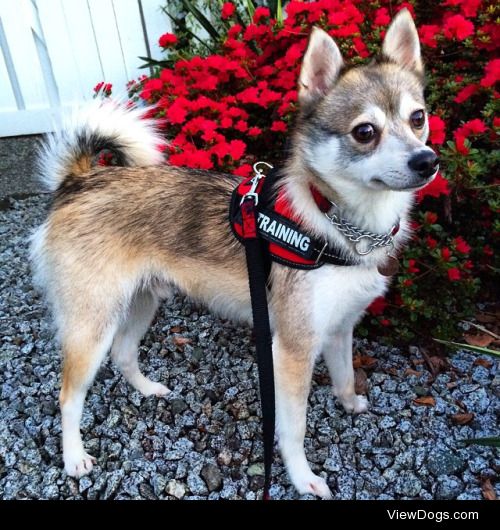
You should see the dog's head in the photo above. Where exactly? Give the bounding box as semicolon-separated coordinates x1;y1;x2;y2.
297;9;438;192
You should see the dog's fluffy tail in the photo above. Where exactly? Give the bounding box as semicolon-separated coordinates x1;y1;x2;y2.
38;101;166;191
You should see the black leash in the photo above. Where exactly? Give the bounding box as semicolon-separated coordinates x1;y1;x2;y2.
239;167;275;500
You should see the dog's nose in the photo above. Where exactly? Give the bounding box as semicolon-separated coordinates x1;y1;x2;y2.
408;150;439;178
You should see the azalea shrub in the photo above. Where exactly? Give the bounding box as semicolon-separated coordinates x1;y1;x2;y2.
99;0;499;345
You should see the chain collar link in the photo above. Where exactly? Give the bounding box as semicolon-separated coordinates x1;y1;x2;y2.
324;203;398;256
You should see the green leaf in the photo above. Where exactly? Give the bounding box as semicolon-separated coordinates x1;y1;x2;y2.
434;339;500;357
179;0;221;41
161;7;216;54
459;437;500;447
245;0;256;19
276;0;283;24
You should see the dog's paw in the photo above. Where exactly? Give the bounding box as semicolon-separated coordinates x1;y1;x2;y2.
340;394;369;414
292;471;333;500
139;380;171;398
64;451;96;478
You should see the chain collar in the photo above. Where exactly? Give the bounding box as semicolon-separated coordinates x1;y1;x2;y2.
324;202;399;256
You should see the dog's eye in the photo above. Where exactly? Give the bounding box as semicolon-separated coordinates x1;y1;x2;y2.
352;123;376;143
410;110;425;129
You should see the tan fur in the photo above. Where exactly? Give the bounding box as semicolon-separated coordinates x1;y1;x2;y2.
69;155;92;176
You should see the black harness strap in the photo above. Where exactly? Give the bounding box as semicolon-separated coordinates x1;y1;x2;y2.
240;198;275;500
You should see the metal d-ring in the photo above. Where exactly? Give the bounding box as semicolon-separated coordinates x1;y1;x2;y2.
354;234;376;255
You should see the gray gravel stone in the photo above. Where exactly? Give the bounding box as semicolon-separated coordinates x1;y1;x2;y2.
435;475;465;500
427;450;466;477
394;470;422;497
103;470;124;500
0;194;498;500
201;463;222;492
166;479;186;499
187;471;208;495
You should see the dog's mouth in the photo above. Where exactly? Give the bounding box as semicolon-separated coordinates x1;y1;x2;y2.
371;170;438;192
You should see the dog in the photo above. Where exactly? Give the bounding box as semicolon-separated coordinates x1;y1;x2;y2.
31;9;437;499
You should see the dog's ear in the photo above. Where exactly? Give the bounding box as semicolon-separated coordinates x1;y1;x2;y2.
382;9;423;73
298;27;343;110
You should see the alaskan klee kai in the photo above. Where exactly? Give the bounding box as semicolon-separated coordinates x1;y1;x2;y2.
32;9;438;498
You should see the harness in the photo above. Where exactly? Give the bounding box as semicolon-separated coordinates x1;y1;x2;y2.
230;164;358;271
229;162;399;499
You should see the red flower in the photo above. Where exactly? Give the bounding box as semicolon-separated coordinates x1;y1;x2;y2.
483;245;493;256
426;236;438;249
374;8;390;27
480;59;500;87
443;14;475;41
428;115;446;145
234;120;248;132
454;84;479;103
464;260;474;270
396;2;415;17
454;236;471;254
159;33;177;48
227;139;246;160
408;259;420;273
443;0;482;18
221;2;236;20
425;212;438;225
353;37;369;58
441;247;451;262
419;25;440;48
403;279;413;287
271;120;287;132
463;119;487;134
144;78;163;92
248;126;262;137
166;99;188;124
368;297;387;316
447;268;461;281
454;119;487;155
418;173;450;200
253;6;270;23
232;164;252;177
380;319;392;327
454;133;469;155
237;87;260;105
189;150;214;170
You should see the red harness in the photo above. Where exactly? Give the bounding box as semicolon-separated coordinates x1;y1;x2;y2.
230;171;356;270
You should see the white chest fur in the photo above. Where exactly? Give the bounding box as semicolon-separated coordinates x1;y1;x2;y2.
307;264;388;336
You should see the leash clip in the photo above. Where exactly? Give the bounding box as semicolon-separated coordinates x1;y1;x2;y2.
240;161;274;207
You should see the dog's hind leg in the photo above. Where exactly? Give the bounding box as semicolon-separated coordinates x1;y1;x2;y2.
111;290;170;397
60;320;118;478
323;327;368;413
274;335;333;500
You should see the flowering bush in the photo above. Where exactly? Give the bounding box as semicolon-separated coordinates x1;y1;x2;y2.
104;0;498;345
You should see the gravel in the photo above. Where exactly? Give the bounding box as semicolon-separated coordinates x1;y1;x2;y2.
1;194;499;500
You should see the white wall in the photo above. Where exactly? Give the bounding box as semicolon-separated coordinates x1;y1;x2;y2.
0;0;171;137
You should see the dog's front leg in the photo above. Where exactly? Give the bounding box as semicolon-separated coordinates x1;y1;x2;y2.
323;327;368;413
274;335;332;499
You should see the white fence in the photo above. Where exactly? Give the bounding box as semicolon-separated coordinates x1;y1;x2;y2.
0;0;171;137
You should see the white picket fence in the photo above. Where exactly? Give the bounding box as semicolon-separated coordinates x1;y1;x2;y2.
0;0;172;137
